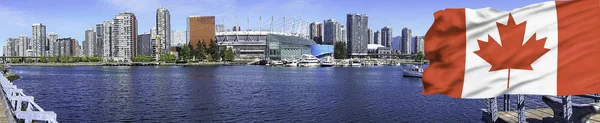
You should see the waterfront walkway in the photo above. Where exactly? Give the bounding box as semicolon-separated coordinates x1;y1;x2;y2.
0;73;57;122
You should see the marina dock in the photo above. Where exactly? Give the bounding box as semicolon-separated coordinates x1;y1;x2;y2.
482;95;600;123
497;108;600;122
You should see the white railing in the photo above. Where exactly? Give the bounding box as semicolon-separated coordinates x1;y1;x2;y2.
0;74;57;123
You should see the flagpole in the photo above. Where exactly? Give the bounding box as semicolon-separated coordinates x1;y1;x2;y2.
507;68;511;89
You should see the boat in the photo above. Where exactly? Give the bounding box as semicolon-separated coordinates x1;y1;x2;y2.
349;59;362;66
285;60;299;67
298;54;320;67
270;61;284;66
319;56;335;67
403;65;424;78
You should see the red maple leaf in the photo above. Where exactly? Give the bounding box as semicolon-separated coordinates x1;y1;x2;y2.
473;13;550;88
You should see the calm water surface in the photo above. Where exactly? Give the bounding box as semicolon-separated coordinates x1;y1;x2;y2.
11;66;485;122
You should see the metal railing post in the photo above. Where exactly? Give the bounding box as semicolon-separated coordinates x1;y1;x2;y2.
504;94;510;111
487;97;498;122
563;96;572;123
517;94;526;123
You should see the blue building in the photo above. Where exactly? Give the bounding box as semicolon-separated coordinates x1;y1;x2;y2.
311;45;334;59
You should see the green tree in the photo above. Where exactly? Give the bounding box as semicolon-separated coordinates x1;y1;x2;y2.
10;58;20;63
82;56;89;62
334;42;347;59
205;54;213;62
47;57;57;63
415;51;425;62
195;41;208;61
209;40;220;61
40;56;47;63
159;54;177;63
180;44;191;61
223;47;235;61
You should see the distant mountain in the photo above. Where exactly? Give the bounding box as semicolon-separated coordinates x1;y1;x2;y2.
391;36;401;50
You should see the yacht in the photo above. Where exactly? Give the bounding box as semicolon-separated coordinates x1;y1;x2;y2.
298;54;320;67
403;65;424;78
349;59;362;66
271;61;284;66
285;60;299;67
320;56;335;67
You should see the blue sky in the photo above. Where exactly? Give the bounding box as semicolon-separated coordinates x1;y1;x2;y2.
0;0;550;54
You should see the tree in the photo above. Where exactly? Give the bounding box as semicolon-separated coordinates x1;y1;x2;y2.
40;56;47;63
159;54;177;63
195;41;208;61
180;44;191;61
82;56;89;62
48;57;57;63
415;51;425;62
334;42;347;59
10;58;20;63
209;40;220;61
223;47;235;61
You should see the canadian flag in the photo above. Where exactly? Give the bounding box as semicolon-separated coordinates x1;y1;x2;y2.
423;0;600;98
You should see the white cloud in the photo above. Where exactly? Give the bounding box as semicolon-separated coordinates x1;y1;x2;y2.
0;5;31;27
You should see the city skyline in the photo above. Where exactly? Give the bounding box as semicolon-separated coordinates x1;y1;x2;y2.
0;0;551;55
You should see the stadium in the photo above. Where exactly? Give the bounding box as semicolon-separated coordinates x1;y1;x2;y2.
215;16;333;60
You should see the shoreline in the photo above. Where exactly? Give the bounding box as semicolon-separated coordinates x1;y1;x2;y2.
7;62;246;66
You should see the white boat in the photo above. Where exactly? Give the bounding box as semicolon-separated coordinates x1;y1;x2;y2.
349;59;362;66
271;61;284;66
298;54;320;67
403;65;424;78
320;56;335;67
285;60;299;67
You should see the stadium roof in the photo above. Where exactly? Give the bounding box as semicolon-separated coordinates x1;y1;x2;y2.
267;34;316;46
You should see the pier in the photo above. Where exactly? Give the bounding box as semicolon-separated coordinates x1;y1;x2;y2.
482;94;600;123
0;74;57;122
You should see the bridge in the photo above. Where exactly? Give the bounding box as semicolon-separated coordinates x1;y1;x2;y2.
0;56;43;63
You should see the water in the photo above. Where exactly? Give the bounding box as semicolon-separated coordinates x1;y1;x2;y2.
10;66;484;122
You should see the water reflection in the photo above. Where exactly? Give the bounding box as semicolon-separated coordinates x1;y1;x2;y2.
11;66;483;122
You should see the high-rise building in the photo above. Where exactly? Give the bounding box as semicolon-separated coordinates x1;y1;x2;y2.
102;20;113;57
415;36;424;54
171;30;187;47
74;40;81;57
85;28;96;56
401;27;412;54
112;12;138;61
82;40;88;56
56;38;76;56
323;19;340;44
374;30;381;45
309;22;323;44
4;38;18;56
367;28;373;44
18;35;29;56
381;26;392;47
187;16;215;49
340;25;346;43
47;33;58;56
156;8;171;57
96;24;104;56
346;13;369;56
137;34;152;56
150;27;158;58
32;23;47;56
